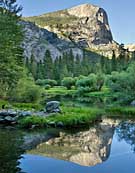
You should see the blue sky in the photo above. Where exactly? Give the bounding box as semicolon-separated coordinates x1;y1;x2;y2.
18;0;135;44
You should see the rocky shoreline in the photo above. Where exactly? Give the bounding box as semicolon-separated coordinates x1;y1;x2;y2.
0;101;61;124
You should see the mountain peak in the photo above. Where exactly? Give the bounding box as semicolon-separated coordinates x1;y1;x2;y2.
22;3;120;60
67;3;100;17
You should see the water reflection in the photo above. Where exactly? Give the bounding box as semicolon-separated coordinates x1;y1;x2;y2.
0;127;24;173
116;121;135;152
1;119;135;173
28;119;118;166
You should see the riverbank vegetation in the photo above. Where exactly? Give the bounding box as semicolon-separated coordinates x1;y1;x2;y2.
18;105;135;128
19;106;104;128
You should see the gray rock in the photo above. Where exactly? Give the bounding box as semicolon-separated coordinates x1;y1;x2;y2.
57;121;64;128
46;101;61;113
0;117;5;122
47;121;56;127
0;109;33;125
7;110;17;117
0;109;17;117
0;110;9;116
131;100;135;106
18;110;32;117
4;116;16;122
33;111;46;117
31;125;37;129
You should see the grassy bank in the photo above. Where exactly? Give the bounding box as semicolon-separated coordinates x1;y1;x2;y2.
19;105;135;128
1;96;135;129
43;86;76;99
19;106;104;128
106;106;135;118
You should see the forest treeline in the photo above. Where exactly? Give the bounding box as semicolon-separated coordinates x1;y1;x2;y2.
25;48;134;82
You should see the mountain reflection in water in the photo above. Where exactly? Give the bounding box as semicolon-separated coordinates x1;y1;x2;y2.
1;119;135;173
28;119;117;166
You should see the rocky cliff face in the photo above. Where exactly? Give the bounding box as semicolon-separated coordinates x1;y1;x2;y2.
67;4;113;45
21;21;83;61
22;3;120;60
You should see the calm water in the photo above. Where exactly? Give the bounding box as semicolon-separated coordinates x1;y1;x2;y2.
1;119;135;173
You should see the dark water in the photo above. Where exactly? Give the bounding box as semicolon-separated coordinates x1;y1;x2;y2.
1;119;135;173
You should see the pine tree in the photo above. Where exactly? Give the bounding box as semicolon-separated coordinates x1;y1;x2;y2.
132;51;135;61
43;50;53;79
58;56;65;81
25;57;30;71
0;0;24;96
100;55;106;73
111;50;117;71
29;54;37;79
67;49;74;76
74;54;82;77
36;61;44;80
81;51;89;76
53;57;60;81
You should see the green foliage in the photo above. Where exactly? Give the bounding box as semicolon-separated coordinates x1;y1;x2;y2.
36;79;57;87
12;103;42;111
19;116;47;128
25;49;112;84
47;107;103;127
106;106;135;117
0;99;9;109
10;103;135;129
0;0;24;98
76;74;97;90
44;86;75;98
106;63;135;104
44;84;51;90
43;50;53;79
61;77;76;90
11;77;41;103
76;73;105;95
19;106;104;128
29;54;37;79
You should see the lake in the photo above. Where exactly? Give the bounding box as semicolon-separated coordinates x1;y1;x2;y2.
0;118;135;173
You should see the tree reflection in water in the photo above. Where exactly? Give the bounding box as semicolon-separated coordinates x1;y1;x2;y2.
0;128;25;173
116;121;135;152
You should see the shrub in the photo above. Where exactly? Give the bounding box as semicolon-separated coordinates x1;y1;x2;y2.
106;68;135;105
11;77;41;103
76;73;105;97
36;79;57;87
44;84;51;90
61;77;76;90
